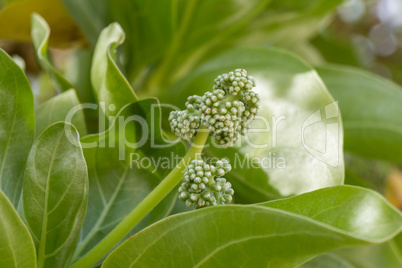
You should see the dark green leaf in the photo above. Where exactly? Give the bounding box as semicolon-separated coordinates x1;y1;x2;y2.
35;89;86;137
316;65;402;163
103;186;402;267
74;98;186;260
107;0;175;80
91;23;138;117
0;48;35;206
23;122;88;268
0;190;36;268
62;0;108;46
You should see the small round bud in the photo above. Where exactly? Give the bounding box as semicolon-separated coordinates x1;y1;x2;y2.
178;159;234;209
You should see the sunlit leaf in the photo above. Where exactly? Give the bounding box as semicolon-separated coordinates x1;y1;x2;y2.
103;186;402;267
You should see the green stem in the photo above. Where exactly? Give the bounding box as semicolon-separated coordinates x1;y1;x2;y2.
69;129;210;268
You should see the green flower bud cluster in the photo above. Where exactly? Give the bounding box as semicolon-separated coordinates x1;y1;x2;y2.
169;68;259;147
213;68;256;95
169;110;200;140
178;159;233;209
200;69;259;147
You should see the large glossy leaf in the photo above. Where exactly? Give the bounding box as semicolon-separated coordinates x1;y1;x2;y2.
103;186;402;267
74;98;186;260
0;190;36;268
31;13;74;92
0;0;84;47
91;23;138;117
23;122;88;268
0;48;34;206
164;47;344;198
317;65;402;163
35;89;86;137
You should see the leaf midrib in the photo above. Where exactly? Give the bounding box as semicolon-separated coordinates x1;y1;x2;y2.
123;203;402;267
36;131;63;268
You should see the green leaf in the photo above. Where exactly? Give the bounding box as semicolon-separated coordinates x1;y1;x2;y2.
61;0;108;46
102;186;402;267
334;242;402;268
91;23;138;117
107;0;175;80
74;98;186;260
31;13;74;92
0;0;85;47
0;48;35;206
304;234;402;268
204;146;281;203
165;47;344;198
300;254;354;268
0;190;36;268
316;65;402;163
35;89;86;137
112;0;270;85
23;122;88;268
270;0;342;15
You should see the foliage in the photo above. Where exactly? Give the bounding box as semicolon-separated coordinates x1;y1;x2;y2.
0;0;401;267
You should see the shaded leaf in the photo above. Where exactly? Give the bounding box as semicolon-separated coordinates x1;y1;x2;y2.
61;0;108;46
23;122;88;268
0;190;36;268
0;48;34;206
91;23;138;118
0;0;84;47
107;0;175;80
35;89;86;137
103;186;402;267
74;98;186;260
334;242;402;268
317;65;402;163
204;145;281;203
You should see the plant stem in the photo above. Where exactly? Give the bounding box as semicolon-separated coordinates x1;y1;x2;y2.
70;129;210;268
